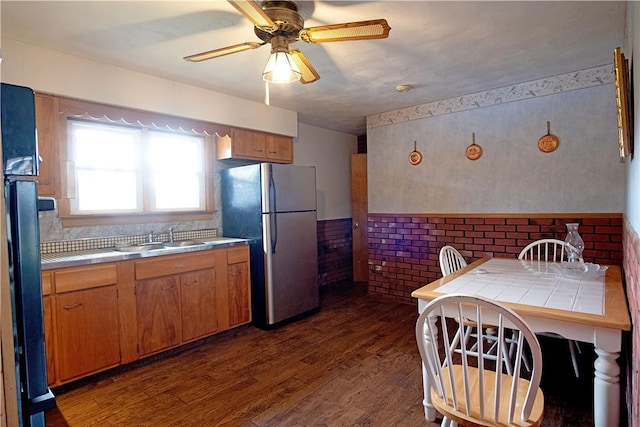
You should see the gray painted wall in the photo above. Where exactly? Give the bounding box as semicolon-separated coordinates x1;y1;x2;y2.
368;84;624;214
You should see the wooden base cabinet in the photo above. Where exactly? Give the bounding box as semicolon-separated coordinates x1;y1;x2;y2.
136;275;182;356
41;272;55;386
134;250;220;357
43;245;251;386
181;268;218;342
55;287;120;382
226;246;251;327
48;264;120;383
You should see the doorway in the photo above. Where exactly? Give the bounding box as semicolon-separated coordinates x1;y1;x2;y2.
351;153;368;282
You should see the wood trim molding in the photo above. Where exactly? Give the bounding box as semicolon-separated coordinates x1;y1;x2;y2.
368;213;623;219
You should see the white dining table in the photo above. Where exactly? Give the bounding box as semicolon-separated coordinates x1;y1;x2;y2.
411;257;631;427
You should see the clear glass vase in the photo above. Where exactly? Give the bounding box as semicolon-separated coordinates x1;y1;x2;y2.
564;223;586;270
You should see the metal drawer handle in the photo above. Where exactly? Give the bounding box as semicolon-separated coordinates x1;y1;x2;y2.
63;303;83;310
161;284;175;291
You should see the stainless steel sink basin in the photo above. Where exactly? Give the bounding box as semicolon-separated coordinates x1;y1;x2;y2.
114;242;166;252
162;240;206;247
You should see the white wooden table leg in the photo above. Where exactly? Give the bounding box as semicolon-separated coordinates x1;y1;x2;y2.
421;361;436;421
593;347;621;427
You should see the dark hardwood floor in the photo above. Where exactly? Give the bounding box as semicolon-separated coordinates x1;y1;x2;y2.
46;282;595;426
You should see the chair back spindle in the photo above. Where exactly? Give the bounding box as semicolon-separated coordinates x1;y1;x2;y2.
416;294;545;426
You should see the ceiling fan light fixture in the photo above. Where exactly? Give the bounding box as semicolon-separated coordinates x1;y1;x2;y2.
262;36;301;84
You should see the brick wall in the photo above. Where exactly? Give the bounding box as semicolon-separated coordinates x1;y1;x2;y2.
368;214;623;303
317;218;353;287
623;219;639;427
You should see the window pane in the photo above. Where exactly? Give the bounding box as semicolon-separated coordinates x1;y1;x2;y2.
69;120;142;214
77;170;139;212
71;121;139;170
154;173;201;209
148;131;205;211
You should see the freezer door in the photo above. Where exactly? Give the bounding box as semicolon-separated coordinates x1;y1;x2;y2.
261;163;316;213
263;210;318;324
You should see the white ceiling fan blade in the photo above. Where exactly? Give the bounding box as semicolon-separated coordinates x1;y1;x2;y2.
228;0;276;30
289;49;320;84
299;19;391;43
184;42;264;62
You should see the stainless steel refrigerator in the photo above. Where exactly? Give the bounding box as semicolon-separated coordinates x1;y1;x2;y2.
221;163;318;328
2;83;55;425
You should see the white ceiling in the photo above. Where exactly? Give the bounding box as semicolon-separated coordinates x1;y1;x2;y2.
1;1;627;136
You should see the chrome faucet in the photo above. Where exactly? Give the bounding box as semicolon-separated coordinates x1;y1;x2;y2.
168;227;174;243
148;231;155;243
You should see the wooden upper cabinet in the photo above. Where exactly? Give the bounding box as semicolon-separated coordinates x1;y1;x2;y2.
266;134;293;163
232;128;266;158
216;128;293;163
34;94;60;197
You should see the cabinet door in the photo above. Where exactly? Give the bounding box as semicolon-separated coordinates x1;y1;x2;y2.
136;276;182;356
181;268;218;342
232;128;266;158
55;287;120;382
42;296;55;386
265;134;293;163
34;94;60;197
227;262;251;327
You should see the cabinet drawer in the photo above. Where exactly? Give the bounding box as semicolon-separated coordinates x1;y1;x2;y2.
135;251;216;280
54;264;118;293
227;246;249;264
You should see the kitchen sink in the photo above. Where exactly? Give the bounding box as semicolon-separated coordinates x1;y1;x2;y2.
114;242;166;252
162;240;206;247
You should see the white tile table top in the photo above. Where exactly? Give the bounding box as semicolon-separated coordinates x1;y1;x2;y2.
436;258;604;315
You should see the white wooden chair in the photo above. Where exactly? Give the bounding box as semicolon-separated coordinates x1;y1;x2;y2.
416;294;544;427
439;245;526;376
439;245;468;277
518;238;570;262
518;239;581;377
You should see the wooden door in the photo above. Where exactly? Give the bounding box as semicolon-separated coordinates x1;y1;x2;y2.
351;154;368;282
136;276;182;356
55;287;120;381
180;268;218;342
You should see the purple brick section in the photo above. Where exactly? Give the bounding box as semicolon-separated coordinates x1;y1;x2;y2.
367;214;623;304
317;219;353;287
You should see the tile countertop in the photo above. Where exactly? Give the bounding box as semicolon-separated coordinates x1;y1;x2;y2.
41;237;250;270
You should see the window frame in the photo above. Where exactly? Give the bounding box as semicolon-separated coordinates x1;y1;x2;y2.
55;97;227;227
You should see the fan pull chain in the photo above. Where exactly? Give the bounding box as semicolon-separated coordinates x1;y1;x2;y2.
264;81;270;106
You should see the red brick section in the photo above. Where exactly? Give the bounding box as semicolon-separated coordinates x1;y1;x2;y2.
622;219;639;427
367;214;623;304
317;219;353;287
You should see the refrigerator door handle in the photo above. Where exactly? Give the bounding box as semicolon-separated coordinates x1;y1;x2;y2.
269;173;278;253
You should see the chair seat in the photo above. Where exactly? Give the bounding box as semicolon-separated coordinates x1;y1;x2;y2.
431;365;544;427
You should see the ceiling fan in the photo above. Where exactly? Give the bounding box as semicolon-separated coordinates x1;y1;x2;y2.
183;0;391;84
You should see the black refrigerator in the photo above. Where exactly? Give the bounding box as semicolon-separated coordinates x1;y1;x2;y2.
221;163;318;328
1;83;55;426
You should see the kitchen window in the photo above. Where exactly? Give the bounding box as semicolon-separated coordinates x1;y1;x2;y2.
67;119;206;215
68;120;205;215
52;96;223;226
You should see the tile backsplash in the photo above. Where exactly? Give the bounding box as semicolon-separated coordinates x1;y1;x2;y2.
40;228;218;255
